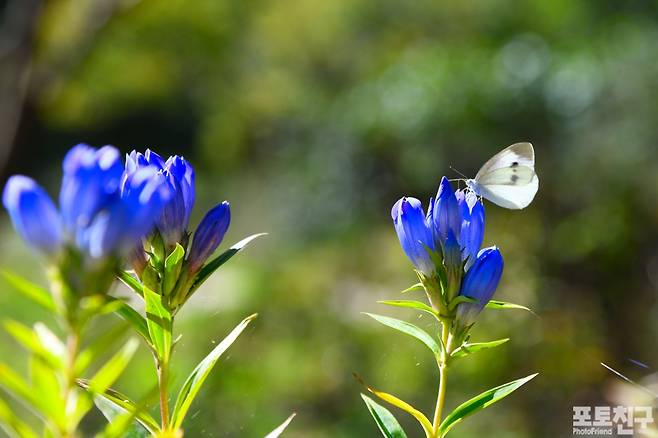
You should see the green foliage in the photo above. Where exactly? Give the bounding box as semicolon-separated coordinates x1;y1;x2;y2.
360;395;407;438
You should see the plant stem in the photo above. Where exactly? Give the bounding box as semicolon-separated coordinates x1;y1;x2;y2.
432;322;452;437
158;359;170;428
63;326;80;438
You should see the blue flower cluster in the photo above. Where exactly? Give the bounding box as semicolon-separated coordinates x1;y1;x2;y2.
3;145;169;260
3;145;231;278
391;177;504;326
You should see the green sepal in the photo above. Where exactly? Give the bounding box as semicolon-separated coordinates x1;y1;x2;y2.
163;243;185;296
447;296;476;312
438;373;538;437
361;394;408;438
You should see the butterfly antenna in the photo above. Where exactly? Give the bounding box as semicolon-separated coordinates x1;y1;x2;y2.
449;165;468;179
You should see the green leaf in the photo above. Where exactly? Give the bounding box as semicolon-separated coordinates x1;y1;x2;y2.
361;394;408;438
191;233;266;291
3;321;62;369
117;271;144;298
28;356;64;427
400;283;424;294
355;374;433;437
77;380;160;434
0;397;38;438
171;313;257;429
447;296;476;312
485;300;534;314
0;363;45;419
87;339;139;395
363;313;441;356
93;395;150;438
163;243;185;296
264;413;296;438
450;338;510;359
76;323;129;374
377;300;439;321
113;301;151;346
0;271;54;310
438;373;538;437
143;287;172;363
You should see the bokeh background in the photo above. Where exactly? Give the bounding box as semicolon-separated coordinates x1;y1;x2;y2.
1;0;658;436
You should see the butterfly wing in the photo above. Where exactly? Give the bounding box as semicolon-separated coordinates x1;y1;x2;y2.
474;142;539;209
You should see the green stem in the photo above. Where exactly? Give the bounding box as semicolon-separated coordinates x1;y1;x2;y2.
157;358;170;429
432;322;453;437
63;326;80;438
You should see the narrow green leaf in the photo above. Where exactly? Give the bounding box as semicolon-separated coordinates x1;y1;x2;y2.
0;271;54;310
117;271;144;298
0;363;45;419
355;374;433;437
113;301;151;345
438;373;538;437
77;380;160;434
76;323;129;374
264;413;296;438
171;313;257;429
28;356;63;427
93;395;149;438
447;296;476;312
485;300;534;314
361;394;408;438
400;283;424;294
0;397;38;438
377;300;439;321
191;233;266;291
163;243;185;295
363;313;441;356
450;338;510;359
87;339;139;395
3;320;62;369
143;287;172;363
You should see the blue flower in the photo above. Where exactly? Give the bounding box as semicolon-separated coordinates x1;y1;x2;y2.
391;197;436;276
188;201;231;273
455;246;504;326
60;144;123;239
432;177;462;248
158;156;195;247
125;150;195;248
2;176;62;255
4;144;170;261
456;189;485;269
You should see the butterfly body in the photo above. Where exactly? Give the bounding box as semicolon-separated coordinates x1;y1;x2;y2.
466;142;539;209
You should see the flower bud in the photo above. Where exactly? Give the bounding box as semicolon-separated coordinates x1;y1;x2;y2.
391;197;436;276
455;246;504;326
2;176;62;255
188;201;230;273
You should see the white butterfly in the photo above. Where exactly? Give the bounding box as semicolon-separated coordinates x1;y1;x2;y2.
465;142;539;210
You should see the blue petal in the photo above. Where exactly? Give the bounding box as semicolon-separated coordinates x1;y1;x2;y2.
188;201;231;272
456;246;504;325
2;176;62;255
432;177;462;246
458;190;485;269
392;197;435;275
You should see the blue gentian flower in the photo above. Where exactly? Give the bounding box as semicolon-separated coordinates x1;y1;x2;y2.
125;150;195;248
391;197;436;276
456;189;485;269
432;177;462;246
3;144;170;261
188;201;231;273
455;246;504;326
2;176;63;254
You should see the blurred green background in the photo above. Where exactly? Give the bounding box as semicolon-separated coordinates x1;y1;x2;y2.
1;0;658;436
